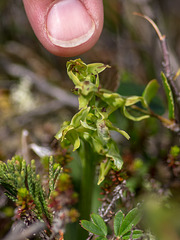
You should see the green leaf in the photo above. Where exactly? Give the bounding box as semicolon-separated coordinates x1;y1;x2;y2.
66;59;87;86
67;63;83;87
66;130;80;151
122;230;143;239
91;214;107;236
106;141;123;170
123;105;149;121
55;121;71;140
161;72;175;119
87;63;110;75
80;120;96;131
142;79;159;105
78;94;91;109
82;81;97;95
114;210;124;237
61;125;75;141
96;120;110;145
123;96;149;121
80;219;106;237
119;208;141;236
90;135;105;155
100;92;125;108
106;120;130;140
125;96;147;107
98;160;112;185
71;107;90;127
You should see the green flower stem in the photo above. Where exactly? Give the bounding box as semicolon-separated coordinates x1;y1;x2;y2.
77;141;99;239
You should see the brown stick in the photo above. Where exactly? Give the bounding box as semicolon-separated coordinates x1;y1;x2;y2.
133;12;180;123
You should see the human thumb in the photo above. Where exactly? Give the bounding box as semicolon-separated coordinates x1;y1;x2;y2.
23;0;104;57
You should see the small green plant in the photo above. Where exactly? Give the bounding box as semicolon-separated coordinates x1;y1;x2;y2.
55;59;160;186
0;156;61;225
80;207;143;240
54;58;164;239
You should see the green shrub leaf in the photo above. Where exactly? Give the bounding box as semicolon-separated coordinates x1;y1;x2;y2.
114;210;124;236
161;72;175;119
123;104;149;121
119;208;141;236
91;214;107;236
124;96;146;107
142;79;159;105
122;230;143;239
80;217;107;237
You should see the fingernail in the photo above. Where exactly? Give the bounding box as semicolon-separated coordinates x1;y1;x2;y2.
46;0;95;48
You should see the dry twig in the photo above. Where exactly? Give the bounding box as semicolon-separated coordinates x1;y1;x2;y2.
134;12;180;123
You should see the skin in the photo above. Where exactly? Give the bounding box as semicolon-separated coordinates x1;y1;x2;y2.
22;0;104;57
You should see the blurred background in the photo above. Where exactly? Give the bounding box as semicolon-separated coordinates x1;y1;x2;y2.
0;0;180;239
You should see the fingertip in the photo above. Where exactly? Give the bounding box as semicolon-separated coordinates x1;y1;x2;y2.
23;0;104;57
